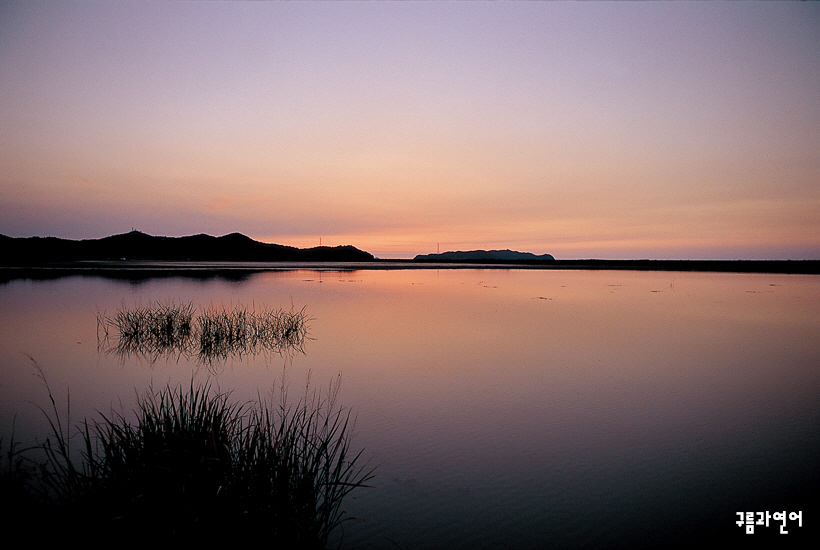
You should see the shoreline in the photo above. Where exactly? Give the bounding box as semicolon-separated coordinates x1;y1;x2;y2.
1;259;818;281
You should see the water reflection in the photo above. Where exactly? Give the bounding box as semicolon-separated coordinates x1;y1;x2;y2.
1;269;818;549
96;302;310;366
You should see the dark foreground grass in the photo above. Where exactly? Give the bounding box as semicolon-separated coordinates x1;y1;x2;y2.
3;369;373;547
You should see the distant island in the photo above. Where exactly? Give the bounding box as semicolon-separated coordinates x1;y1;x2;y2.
410;250;818;274
414;249;555;262
0;231;375;265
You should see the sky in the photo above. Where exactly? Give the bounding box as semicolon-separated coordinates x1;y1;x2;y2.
1;2;818;260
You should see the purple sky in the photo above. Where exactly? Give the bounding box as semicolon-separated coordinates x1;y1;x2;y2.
1;2;818;259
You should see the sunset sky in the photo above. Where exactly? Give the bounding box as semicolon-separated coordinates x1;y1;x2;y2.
1;2;818;259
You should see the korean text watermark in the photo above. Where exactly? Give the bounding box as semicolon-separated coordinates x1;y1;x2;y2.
737;511;802;534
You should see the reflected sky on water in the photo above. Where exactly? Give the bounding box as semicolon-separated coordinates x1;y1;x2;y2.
1;269;818;548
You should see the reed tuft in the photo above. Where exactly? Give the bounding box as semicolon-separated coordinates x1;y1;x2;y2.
10;366;373;547
96;302;310;364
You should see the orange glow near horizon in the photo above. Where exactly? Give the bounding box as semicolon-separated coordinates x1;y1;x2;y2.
1;2;818;259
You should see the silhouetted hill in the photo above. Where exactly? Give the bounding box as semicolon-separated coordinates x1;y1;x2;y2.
0;231;375;264
414;249;555;262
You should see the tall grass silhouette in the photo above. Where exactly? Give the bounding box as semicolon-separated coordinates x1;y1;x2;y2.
11;364;373;546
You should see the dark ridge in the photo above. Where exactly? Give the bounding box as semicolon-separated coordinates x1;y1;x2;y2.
0;231;375;265
528;259;820;274
405;254;819;274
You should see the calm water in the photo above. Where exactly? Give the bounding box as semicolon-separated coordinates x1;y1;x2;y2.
1;268;818;548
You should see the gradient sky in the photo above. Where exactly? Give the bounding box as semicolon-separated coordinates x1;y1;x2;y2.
1;2;818;259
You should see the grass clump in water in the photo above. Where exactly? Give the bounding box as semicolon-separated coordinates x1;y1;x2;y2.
12;368;373;547
197;305;308;362
101;301;195;361
97;302;310;364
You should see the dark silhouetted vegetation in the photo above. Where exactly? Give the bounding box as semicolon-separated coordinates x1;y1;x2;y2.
97;302;310;365
2;366;373;547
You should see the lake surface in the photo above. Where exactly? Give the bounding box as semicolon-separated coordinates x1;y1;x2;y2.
1;268;818;548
